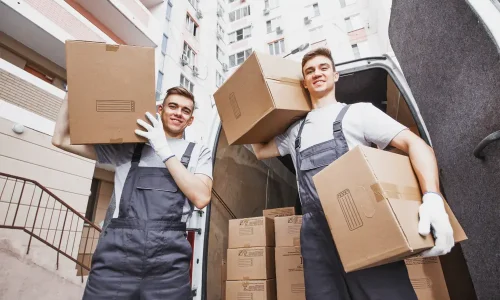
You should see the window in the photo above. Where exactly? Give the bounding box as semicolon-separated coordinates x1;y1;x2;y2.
265;0;279;9
161;34;168;55
217;3;224;18
268;39;285;55
180;74;194;93
183;42;196;67
309;26;323;42
306;3;320;17
229;6;251;22
217;23;225;36
339;0;356;8
188;0;198;10
266;17;281;33
216;45;225;62
228;26;252;43
352;44;360;58
216;71;224;87
166;1;173;20
345;14;363;32
186;14;198;37
157;71;164;92
229;48;252;67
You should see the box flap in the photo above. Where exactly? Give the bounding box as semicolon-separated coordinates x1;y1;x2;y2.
254;51;303;84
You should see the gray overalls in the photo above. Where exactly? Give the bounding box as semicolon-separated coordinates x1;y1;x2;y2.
83;143;195;300
295;105;417;300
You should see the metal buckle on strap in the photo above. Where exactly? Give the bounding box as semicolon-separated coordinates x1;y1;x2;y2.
333;121;342;133
295;138;301;150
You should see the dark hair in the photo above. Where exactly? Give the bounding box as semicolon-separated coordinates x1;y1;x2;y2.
163;86;196;110
301;47;336;72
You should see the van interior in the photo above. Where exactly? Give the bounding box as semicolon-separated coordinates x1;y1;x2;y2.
206;65;432;299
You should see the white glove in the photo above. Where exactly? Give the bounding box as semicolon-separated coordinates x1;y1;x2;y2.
135;112;174;162
418;192;454;257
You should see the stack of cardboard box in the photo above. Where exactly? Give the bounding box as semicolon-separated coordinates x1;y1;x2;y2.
226;216;276;300
266;208;306;300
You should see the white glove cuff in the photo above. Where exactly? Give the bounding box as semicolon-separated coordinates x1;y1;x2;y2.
156;145;174;162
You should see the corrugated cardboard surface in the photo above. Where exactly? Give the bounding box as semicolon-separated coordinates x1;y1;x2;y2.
386;74;417;129
275;246;305;300
65;40;155;144
213;51;311;145
275;216;302;247
405;257;450;300
226;279;277;300
313;146;467;272
221;259;227;300
263;207;296;220
227;247;275;280
229;217;275;248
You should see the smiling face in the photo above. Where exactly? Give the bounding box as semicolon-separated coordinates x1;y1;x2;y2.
158;94;194;138
302;55;339;99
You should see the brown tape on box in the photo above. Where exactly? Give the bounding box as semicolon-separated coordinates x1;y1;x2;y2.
370;182;421;202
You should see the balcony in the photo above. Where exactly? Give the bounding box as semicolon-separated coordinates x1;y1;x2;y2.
73;0;160;47
0;58;64;134
0;0;115;69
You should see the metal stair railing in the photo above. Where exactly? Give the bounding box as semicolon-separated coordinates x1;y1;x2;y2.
0;172;101;282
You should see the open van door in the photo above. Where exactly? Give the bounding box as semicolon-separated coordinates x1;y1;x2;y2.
389;0;500;299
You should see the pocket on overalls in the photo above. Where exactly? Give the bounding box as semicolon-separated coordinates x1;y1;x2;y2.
147;230;192;277
90;228;127;277
136;175;180;219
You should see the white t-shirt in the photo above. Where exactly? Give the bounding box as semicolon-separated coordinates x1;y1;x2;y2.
95;139;213;222
275;102;407;170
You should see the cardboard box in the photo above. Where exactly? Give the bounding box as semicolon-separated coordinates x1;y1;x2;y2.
213;51;311;145
275;247;305;300
227;247;275;280
222;259;227;300
65;40;156;144
274;216;302;247
226;280;277;300
229;217;275;248
263;207;296;220
405;257;450;300
313;145;467;272
386;74;417;129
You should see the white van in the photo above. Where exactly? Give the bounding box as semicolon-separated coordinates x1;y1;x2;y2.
188;1;500;299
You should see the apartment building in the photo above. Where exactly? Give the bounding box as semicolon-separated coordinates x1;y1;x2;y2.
222;0;393;70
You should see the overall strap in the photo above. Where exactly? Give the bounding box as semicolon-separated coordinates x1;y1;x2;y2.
333;105;351;138
294;116;308;150
132;143;145;164
181;142;196;168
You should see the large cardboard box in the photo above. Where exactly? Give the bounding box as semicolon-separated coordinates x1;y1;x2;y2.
213;51;311;145
226;280;277;300
405;257;450;300
229;217;275;248
65;40;155;144
313;146;467;272
275;247;305;300
274;216;302;247
221;259;227;300
227;247;275;280
263;207;296;220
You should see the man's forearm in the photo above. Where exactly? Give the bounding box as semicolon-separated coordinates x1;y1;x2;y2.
408;140;441;194
164;158;212;209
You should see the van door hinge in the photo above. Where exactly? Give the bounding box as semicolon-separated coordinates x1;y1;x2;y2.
187;227;202;235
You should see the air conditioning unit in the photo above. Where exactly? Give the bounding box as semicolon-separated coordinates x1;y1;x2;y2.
196;10;203;19
276;26;283;34
192;66;199;77
216;32;223;40
217;9;223;17
181;53;189;66
263;8;270;15
304;16;311;25
222;63;228;72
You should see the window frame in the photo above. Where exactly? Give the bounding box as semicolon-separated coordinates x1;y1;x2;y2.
268;39;285;56
180;73;194;93
183;42;197;67
166;1;173;20
228;48;253;67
